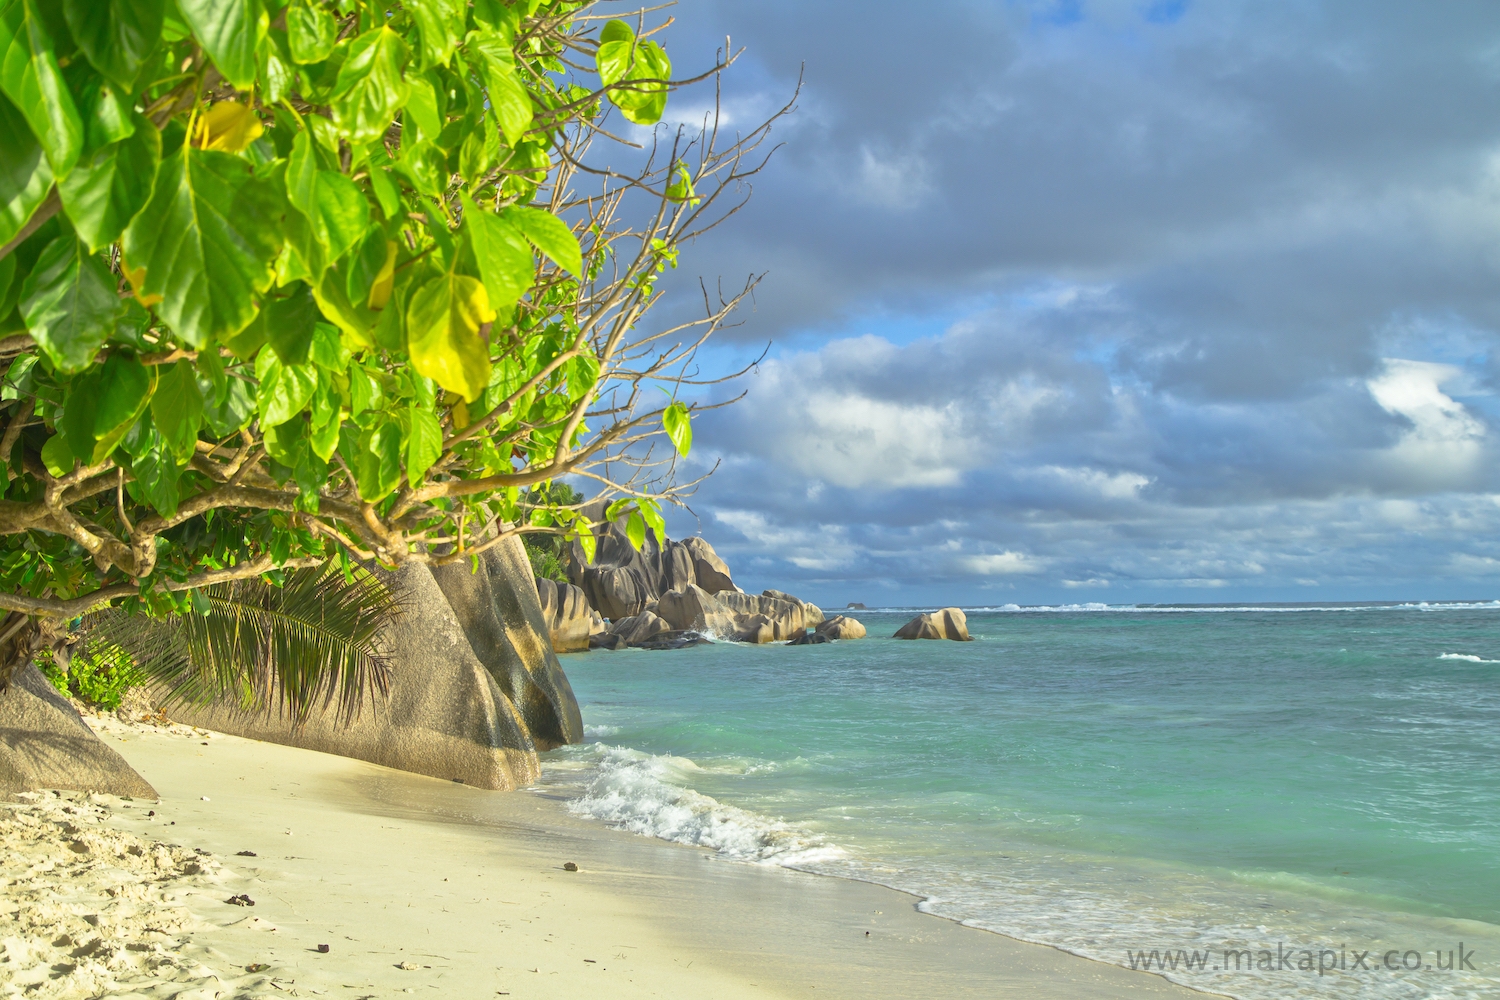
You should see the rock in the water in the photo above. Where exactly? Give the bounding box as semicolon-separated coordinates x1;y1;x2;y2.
589;632;627;651
0;663;157;798
785;631;830;645
164;535;583;790
815;615;867;640
732;614;776;644
632;630;713;651
656;585;738;637
713;591;805;640
846;602;868;610
610;610;671;647
892;608;972;641
534;578;592;653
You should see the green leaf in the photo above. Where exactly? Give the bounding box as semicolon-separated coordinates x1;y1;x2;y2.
309;321;347;371
638;496;665;544
130;439;179;516
93;351;152;463
286;0;336;64
405;273;495;401
467;29;532;146
57;112;160;251
462;192;531;310
502;204;581;277
367;165;400;219
150;360;203;463
407;0;464;70
356;421;401;501
330;27;409;146
40;432;72;477
403;74;441;146
176;0;266;90
202;374;254;436
572;517;596;563
18;236;122;373
406;405;441;483
263;282;319;365
63;0;163;89
625;509;645;551
604;497;633;521
255;348;318;429
663;400;691;456
312;170;369;261
0;0;83;177
0;90;52;248
121;146;285;348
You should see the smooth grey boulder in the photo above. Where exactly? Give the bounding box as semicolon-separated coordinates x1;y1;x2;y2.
656;585;738;636
714;590;804;640
893;608;973;641
429;538;584;750
0;663;157;799
785;631;830;645
732;614;775;644
590;632;627;651
763;589;824;626
816;615;867;640
165;535;584;790
610;610;671;647
682;536;736;594
534;577;592;653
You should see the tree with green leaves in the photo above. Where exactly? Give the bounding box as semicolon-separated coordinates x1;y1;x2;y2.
0;0;790;685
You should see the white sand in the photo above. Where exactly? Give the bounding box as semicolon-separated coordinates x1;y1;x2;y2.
2;717;1209;999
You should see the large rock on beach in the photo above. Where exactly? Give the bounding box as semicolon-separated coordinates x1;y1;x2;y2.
893;608;973;642
713;590;805;640
534;577;592;653
164;535;583;790
815;615;867;640
763;589;824;626
0;663;158;799
682;537;736;594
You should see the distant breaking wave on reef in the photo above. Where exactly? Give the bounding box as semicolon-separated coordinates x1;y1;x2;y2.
850;600;1500;614
1438;652;1500;663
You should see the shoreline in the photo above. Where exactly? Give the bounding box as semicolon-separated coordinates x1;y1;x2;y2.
48;717;1210;999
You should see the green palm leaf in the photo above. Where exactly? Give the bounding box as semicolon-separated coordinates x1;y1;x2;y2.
85;563;402;727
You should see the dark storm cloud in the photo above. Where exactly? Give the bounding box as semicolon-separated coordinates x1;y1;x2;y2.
624;0;1500;602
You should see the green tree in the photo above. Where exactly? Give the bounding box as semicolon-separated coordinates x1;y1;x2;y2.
0;0;789;684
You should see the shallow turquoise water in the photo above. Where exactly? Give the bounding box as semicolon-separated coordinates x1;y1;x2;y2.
541;604;1500;999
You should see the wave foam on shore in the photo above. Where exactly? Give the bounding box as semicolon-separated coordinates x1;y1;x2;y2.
560;745;844;866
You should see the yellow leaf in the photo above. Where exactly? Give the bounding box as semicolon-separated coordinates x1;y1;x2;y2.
367;240;398;309
406;274;495;402
194;101;264;153
120;253;163;307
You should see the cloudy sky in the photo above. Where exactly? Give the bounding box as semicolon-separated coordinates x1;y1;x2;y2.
621;0;1500;607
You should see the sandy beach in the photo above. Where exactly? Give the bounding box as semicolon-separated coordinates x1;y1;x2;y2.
0;716;1209;1000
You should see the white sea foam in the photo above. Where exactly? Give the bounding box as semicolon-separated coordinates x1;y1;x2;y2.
563;745;844;865
583;724;620;738
548;746;1500;1000
1438;653;1500;663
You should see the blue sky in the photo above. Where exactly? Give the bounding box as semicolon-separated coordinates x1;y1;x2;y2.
612;0;1500;607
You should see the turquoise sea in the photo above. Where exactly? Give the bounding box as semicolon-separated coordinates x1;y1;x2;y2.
539;603;1500;999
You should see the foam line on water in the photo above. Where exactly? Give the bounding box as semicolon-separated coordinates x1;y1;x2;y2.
1438;653;1500;663
561;745;844;865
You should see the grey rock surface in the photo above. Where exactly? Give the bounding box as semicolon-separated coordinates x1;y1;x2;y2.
0;664;157;799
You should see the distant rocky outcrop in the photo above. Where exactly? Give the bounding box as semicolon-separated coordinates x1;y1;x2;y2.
893;608;973;641
534;578;592;653
566;504;861;648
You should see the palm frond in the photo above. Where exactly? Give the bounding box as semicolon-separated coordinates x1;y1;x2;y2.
85;563;404;727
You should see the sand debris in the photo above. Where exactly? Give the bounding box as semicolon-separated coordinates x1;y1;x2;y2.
0;789;236;999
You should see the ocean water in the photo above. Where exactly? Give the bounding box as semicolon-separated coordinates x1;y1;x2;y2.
538;603;1500;999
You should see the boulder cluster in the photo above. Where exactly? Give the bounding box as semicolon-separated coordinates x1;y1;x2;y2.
532;506;865;650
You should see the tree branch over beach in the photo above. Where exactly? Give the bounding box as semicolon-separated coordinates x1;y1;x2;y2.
0;0;793;685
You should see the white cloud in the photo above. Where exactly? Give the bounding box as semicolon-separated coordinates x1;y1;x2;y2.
1367;359;1486;487
962;552;1042;575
